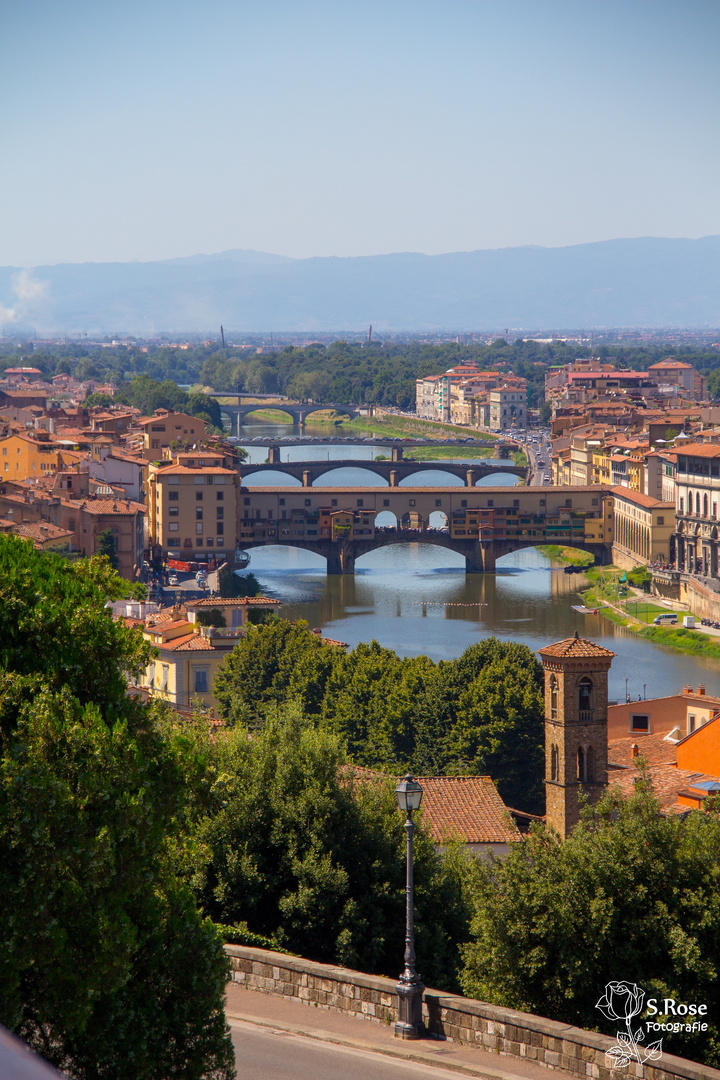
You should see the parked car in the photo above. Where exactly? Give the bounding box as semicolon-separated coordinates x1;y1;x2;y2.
653;613;678;625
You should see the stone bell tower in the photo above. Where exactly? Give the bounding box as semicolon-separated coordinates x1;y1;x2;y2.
538;632;615;840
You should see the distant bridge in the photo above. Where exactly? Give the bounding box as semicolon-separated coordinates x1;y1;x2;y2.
237;484;612;574
239;458;526;487
210;395;361;434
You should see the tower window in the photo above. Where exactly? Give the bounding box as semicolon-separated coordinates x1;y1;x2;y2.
578;677;592;720
551;744;559;782
577;745;588;783
550;675;558;720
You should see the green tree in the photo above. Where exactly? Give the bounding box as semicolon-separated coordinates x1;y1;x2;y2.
460;778;720;1067
0;537;235;1079
191;703;471;991
95;527;119;571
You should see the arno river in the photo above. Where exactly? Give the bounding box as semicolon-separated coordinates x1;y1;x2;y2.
237;422;720;702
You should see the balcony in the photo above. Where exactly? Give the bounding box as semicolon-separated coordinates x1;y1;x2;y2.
579;710;593;723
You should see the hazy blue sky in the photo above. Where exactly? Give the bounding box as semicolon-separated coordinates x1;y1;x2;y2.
1;0;718;265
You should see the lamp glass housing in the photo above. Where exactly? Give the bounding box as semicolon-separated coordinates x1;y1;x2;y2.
395;774;423;814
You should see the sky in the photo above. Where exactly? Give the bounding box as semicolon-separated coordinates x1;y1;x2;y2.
1;0;719;266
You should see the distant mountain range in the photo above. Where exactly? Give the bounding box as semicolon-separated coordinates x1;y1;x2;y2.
1;237;718;335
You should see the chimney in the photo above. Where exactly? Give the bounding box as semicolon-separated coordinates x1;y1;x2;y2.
631;743;640;758
698;685;706;696
683;685;693;695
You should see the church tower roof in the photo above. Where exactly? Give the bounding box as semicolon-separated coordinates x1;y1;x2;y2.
538;630;615;661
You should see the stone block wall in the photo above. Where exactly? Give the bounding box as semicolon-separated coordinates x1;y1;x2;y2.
226;945;720;1080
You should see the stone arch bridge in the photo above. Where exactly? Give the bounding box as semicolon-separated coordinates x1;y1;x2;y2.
211;395;360;435
239;458;527;487
237;484;612;574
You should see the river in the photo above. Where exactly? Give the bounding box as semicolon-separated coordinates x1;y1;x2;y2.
236;420;720;702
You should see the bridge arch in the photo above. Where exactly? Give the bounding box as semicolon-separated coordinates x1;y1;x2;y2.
240;470;303;487
313;465;389;487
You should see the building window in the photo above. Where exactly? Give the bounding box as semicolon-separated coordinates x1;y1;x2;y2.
679;497;684;513
196;492;203;501
169;491;179;501
657;516;664;525
196;523;203;535
168;523;179;532
331;499;337;507
193;667;209;693
461;499;467;508
244;497;250;505
196;508;203;520
631;714;649;732
435;499;441;507
216;507;224;520
168;538;180;547
688;714;696;733
577;745;588;783
206;538;214;546
159;664;169;692
217;523;224;535
487;500;493;507
551;744;559;782
409;499;415;507
305;499;311;507
550;675;558;719
578;677;592;720
169;507;179;517
217;491;224;501
383;499;390;506
357;499;364;507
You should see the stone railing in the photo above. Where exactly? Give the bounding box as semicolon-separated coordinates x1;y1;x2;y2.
226;945;720;1080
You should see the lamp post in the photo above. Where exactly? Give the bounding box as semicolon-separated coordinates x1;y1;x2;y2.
394;773;425;1040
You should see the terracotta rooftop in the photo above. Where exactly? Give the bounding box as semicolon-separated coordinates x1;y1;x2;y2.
608;732;679;769
417;776;521;845
538;632;615;660
610;486;673;509
609;763;720;814
675;443;720;458
170;633;215;651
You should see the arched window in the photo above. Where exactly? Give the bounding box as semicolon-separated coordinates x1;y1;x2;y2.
577;745;587;783
704;494;709;518
697;492;701;516
551;744;559;782
550;675;558;719
578;677;592;719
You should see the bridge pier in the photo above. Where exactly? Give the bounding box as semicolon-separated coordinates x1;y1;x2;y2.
268;445;282;465
303;469;311;487
326;542;356;575
391;447;404;463
390;469;398;487
466;541;496;573
465;468;476;487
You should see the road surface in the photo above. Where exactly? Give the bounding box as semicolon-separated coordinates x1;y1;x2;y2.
230;1019;484;1080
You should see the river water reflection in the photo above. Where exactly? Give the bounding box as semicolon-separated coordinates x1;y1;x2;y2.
237;422;720;701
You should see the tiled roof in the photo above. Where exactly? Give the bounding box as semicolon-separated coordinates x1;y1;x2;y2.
538;632;615;660
608;732;679;769
609;763;720;813
63;497;146;515
417;776;521;845
154;465;235;475
648;360;693;370
611;486;673;509
168;633;214;651
674;443;720;458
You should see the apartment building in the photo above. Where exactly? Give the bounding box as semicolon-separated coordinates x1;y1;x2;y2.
136;409;209;461
489;381;527;429
674;443;720;577
611;487;674;569
147;450;238;561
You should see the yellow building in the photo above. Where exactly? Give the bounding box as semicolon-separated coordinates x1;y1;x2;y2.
0;432;64;480
136;410;209;461
147;450;238;561
611;487;674;568
139;598;281;711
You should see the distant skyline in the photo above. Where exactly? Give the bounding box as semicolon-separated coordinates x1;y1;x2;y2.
1;0;719;267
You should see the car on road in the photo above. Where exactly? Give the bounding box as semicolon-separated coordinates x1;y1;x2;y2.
168;573;179;586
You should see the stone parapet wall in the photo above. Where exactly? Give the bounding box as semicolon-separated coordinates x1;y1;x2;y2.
226;945;719;1080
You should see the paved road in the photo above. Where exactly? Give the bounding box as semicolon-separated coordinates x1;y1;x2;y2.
229;1019;482;1080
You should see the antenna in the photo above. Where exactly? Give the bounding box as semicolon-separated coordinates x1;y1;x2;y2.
220;325;225;348
368;324;372;343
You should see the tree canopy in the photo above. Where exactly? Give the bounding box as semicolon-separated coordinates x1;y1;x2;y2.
460;778;720;1067
0;536;235;1080
213;621;545;813
189;703;471;991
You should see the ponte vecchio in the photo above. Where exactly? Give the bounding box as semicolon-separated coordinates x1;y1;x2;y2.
237;484;614;574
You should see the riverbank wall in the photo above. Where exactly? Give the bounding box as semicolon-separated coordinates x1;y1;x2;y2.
652;573;720;621
225;944;718;1080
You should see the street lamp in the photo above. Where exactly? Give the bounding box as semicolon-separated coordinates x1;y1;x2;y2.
394;774;425;1040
